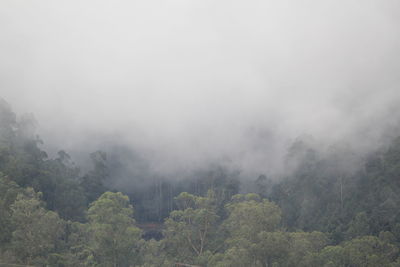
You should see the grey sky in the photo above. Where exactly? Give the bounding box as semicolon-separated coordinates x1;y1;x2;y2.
1;0;400;176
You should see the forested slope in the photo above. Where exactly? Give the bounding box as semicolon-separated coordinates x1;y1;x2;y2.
1;98;400;266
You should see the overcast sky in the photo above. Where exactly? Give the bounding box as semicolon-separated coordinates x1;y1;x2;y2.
1;0;400;176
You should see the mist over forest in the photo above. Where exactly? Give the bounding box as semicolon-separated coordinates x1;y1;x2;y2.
1;1;400;266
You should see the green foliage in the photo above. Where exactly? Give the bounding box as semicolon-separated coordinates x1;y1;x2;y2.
0;174;23;247
308;235;400;267
0;98;17;146
256;231;290;266
163;191;220;265
224;194;281;241
343;236;399;267
138;239;173;267
10;188;65;265
346;212;371;239
211;244;259;267
87;192;143;267
286;231;328;266
2;100;400;266
81;151;108;203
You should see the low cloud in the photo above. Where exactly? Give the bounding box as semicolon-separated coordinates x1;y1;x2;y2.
1;0;399;178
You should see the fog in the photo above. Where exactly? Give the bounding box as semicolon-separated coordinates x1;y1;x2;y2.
1;0;400;178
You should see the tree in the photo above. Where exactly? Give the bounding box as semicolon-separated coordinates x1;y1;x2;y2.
81;151;108;203
30;150;87;221
286;231;328;266
343;236;399;267
138;239;173;267
87;191;142;267
0;174;23;248
213;194;282;267
163;191;220;265
256;231;290;266
254;174;272;199
346;212;371;239
224;194;281;242
0;98;17;146
211;242;257;267
305;245;347;267
9;188;65;265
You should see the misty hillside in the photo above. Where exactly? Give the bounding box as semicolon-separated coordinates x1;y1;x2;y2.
1;99;400;266
2;1;400;266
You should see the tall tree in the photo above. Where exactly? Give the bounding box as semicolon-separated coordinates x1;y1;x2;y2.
163;191;220;265
87;191;142;267
81;151;108;203
9;188;65;265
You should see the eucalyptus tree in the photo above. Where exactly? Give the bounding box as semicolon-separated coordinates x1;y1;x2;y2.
87;191;143;267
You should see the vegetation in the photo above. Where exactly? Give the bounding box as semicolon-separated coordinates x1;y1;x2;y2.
1;98;400;266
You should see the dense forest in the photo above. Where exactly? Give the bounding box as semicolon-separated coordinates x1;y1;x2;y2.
1;97;400;267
